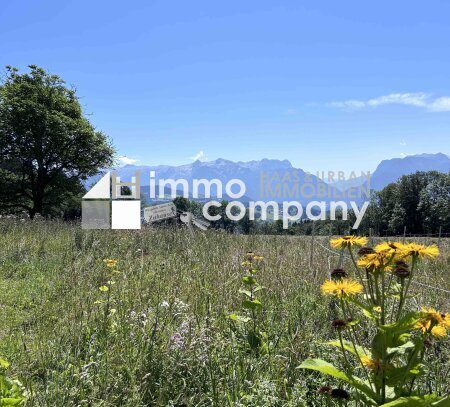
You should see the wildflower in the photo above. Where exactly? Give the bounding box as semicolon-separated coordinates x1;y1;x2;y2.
416;319;430;334
318;386;332;395
416;308;449;339
330;236;368;249
443;314;450;329
331;268;347;279
375;241;406;255
416;319;447;339
393;260;410;278
358;246;375;256
357;252;392;271
421;307;445;325
246;252;255;260
99;285;109;292
331;319;348;329
361;356;382;371
320;278;363;298
431;325;447;339
103;259;118;268
330;388;350;400
253;255;264;261
170;333;185;350
400;243;439;259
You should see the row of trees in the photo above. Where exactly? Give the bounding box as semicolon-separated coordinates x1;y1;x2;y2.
357;171;449;235
172;171;450;236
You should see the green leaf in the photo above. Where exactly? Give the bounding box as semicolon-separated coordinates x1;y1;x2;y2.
350;298;379;320
0;357;10;369
238;289;252;298
297;358;378;402
362;308;378;320
380;395;444;406
242;276;256;285
382;312;419;334
228;313;250;323
432;396;450;406
386;341;415;357
325;340;372;359
385;364;424;387
242;299;262;311
0;397;24;406
347;318;360;326
298;358;349;381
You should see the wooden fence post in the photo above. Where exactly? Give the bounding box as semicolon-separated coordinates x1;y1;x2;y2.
438;226;442;247
309;221;316;269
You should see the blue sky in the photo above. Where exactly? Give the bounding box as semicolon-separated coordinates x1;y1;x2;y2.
1;0;450;173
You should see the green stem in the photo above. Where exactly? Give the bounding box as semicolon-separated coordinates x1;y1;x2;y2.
348;248;368;297
343;301;375;391
397;256;417;319
338;328;352;374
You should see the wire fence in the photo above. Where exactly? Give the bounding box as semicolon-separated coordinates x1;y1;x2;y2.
314;240;450;295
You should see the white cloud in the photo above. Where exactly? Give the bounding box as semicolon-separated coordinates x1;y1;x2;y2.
190;150;207;161
428;97;450;112
330;100;366;110
117;155;140;166
399;139;407;146
330;92;450;112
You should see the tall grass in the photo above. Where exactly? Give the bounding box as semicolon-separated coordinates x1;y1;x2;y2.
0;220;448;406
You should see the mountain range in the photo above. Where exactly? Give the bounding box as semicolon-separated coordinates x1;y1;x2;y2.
90;153;450;203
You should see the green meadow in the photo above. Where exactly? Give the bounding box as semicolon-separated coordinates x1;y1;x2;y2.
0;220;449;406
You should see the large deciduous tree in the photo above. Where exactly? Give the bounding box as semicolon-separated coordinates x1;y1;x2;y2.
0;65;114;218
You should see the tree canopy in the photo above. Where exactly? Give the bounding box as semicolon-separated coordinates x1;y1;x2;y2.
0;65;114;218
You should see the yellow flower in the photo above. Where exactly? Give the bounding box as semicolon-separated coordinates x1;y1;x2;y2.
357;252;392;271
431;325;447;339
400;243;439;259
99;285;109;292
330;236;368;249
416;319;431;334
320;278;363;298
375;241;406;255
421;307;445;325
443;314;450;329
416;308;449;339
103;259;118;268
361;356;382;371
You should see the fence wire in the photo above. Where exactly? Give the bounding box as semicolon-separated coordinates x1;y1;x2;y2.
314;240;450;295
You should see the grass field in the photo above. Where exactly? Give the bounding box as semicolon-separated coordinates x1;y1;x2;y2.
0;220;449;406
